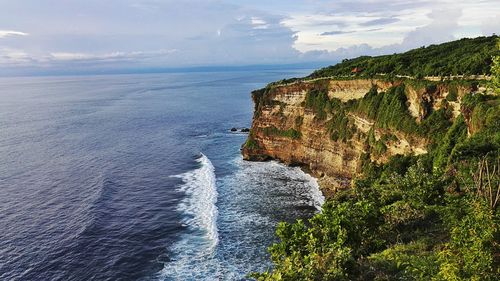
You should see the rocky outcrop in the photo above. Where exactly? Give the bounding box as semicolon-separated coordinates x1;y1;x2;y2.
242;78;480;196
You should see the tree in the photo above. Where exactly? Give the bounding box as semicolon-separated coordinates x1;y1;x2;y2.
491;40;500;94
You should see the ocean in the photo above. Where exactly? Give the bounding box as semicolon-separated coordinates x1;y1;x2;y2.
0;70;324;280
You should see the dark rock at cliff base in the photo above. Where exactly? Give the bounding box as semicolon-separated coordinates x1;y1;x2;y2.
240;128;250;132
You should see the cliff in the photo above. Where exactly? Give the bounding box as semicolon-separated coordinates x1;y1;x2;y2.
242;77;486;196
248;35;500;280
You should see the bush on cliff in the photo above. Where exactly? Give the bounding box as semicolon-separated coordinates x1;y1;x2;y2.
352;85;420;134
305;89;330;120
244;136;260;150
262;126;302;139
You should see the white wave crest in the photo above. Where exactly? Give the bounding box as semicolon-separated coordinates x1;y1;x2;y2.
301;171;325;211
176;153;218;250
159;153;219;279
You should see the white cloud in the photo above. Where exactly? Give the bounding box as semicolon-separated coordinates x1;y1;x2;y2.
0;48;33;64
250;17;270;29
0;0;299;72
282;1;499;64
48;49;178;62
0;30;29;38
399;8;461;49
0;48;178;67
282;0;499;54
481;15;500;36
282;7;431;52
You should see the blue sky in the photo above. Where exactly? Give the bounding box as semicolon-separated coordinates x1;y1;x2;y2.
0;0;498;75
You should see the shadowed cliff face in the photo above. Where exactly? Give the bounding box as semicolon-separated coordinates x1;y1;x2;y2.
242;78;478;195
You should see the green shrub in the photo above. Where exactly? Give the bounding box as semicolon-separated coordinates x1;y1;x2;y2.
244;136;260;149
419;108;453;145
305;89;330;120
327;109;352;143
262;126;302;139
252;159;451;280
368;239;439;280
433;115;468;170
450;93;500;161
492;48;500;94
380;154;416;178
373;140;387;156
446;84;458;101
354;86;382;120
451;131;500;161
437;197;499;280
282;128;302;139
251;200;383;281
353;85;419;135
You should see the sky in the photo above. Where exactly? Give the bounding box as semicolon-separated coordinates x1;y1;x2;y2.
0;0;498;75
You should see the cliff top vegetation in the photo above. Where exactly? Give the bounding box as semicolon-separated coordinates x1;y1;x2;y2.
310;35;499;78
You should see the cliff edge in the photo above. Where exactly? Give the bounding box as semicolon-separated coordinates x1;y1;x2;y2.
242;77;487;196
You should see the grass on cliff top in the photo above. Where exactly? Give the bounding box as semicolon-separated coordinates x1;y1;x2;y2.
255;36;498;90
309;35;499;78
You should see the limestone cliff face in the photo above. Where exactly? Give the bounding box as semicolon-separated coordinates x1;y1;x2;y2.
242;78;476;195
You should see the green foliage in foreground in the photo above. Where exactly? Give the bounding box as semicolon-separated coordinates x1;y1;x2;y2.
252;156;499;280
309;36;499;78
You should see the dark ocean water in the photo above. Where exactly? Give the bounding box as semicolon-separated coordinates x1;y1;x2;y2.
0;70;324;281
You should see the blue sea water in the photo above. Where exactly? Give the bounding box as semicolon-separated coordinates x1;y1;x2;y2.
0;70;324;280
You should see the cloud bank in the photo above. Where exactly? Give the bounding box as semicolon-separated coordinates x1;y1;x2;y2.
0;30;29;38
0;0;498;75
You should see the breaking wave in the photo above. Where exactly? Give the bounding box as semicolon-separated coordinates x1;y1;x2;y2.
159;153;219;280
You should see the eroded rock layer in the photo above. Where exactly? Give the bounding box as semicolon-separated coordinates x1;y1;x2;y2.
242;78;477;195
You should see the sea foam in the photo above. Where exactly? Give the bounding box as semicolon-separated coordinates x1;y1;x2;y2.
159;155;326;280
301;171;325;211
159;153;219;279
